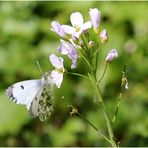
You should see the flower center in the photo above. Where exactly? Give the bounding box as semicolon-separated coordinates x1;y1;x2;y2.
56;68;64;73
74;25;81;32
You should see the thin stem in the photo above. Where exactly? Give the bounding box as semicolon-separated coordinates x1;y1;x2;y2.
112;93;122;123
112;65;127;124
77;112;112;144
99;64;108;83
67;72;89;79
81;35;89;51
79;51;93;70
94;49;99;74
94;43;101;74
94;43;101;57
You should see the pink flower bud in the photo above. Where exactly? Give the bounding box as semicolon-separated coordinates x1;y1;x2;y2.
105;49;118;63
100;29;108;44
88;40;94;48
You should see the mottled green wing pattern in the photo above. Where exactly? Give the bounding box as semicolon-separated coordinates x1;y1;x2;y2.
38;84;54;121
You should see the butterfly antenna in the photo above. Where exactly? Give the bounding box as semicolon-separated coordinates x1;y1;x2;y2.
36;61;43;75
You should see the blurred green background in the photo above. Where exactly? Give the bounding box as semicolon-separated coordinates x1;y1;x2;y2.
0;1;148;147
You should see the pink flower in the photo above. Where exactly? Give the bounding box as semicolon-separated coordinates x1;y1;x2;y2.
58;40;78;69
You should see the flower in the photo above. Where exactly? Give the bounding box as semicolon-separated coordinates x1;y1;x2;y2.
89;8;101;31
100;29;108;44
105;49;118;63
51;21;66;38
49;54;65;88
62;12;92;38
58;40;78;69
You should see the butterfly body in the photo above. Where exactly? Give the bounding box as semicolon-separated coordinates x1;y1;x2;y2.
5;72;53;121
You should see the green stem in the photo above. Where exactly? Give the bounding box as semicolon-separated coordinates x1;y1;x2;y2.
112;93;122;123
79;51;93;70
99;64;108;83
77;112;112;144
94;43;101;57
67;72;88;79
94;49;99;74
90;72;117;147
81;35;89;51
94;43;101;75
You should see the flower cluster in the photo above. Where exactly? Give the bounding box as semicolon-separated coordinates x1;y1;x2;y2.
49;8;118;88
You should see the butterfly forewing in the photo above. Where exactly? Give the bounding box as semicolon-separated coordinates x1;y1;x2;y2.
5;80;41;109
5;73;54;121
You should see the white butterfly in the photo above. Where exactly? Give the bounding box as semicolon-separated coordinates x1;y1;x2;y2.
5;72;53;121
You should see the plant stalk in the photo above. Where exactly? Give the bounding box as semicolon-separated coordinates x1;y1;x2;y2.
91;72;117;147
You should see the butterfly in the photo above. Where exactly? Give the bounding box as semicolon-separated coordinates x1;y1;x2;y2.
5;72;54;121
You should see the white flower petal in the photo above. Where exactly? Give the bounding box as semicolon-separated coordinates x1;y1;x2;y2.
70;12;84;27
62;25;75;34
81;21;92;31
51;70;63;88
74;30;82;38
49;54;64;70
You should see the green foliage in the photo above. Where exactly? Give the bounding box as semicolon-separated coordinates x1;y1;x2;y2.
0;1;148;146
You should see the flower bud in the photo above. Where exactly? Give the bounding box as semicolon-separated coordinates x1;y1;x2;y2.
88;40;94;48
125;79;128;89
105;49;118;63
100;29;108;44
89;8;101;33
79;40;84;46
122;77;128;90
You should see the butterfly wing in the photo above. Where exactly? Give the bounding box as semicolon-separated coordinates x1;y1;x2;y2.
28;86;43;118
29;83;54;121
5;80;41;110
6;74;54;121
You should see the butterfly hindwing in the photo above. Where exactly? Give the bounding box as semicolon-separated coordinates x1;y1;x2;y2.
38;83;53;121
29;83;53;121
29;86;44;118
5;80;41;110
